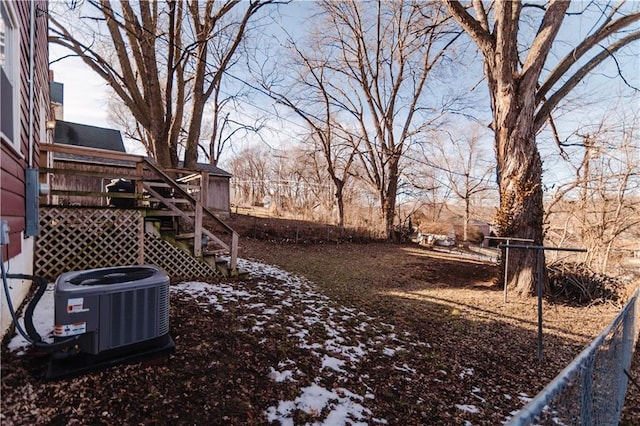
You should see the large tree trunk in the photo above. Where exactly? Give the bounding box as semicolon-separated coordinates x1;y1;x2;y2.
333;179;345;228
383;162;399;240
493;88;547;296
151;127;173;168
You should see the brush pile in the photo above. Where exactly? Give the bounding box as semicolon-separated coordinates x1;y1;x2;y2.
548;262;628;306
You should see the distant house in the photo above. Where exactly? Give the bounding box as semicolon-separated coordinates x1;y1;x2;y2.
47;118;128;206
54;120;126;152
43;78;128;206
46;79;231;214
1;1;50;335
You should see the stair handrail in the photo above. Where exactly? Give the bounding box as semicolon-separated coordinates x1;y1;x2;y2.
142;158;239;272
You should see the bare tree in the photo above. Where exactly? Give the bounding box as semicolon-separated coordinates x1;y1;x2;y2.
546;108;639;274
429;126;494;242
256;40;358;227
228;145;271;207
49;0;280;168
400;156;452;224
298;0;463;238
445;0;640;295
201;94;268;166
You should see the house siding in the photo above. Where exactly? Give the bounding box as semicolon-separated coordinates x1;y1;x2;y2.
1;0;49;334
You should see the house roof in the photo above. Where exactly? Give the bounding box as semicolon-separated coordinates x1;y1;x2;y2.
177;161;232;178
50;82;63;105
54;120;126;153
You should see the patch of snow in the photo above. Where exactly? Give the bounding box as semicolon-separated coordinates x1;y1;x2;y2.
321;355;346;373
551;416;569;426
518;393;532;403
268;367;296;383
459;367;474;379
7;284;56;354
383;347;396;356
266;384;371;426
456;404;480;414
394;363;417;374
472;392;486;403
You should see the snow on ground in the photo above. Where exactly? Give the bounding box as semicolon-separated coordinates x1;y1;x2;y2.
8;258;491;424
6;283;56;354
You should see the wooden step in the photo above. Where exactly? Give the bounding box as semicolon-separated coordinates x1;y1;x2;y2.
146;197;191;204
146;210;195;217
204;249;229;256
175;233;196;240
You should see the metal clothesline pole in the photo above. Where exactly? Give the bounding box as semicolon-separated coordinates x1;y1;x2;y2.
484;236;534;303
499;244;588;361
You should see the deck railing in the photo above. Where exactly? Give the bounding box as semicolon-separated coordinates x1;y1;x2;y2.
39;143;238;273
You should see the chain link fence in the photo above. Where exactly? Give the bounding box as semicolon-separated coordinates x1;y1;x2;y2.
508;288;639;425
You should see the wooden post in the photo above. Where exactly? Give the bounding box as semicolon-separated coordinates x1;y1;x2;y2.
135;160;144;207
138;211;145;264
230;231;239;274
200;171;209;208
194;202;203;258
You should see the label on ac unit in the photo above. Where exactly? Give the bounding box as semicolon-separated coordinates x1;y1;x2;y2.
67;298;89;313
54;322;87;337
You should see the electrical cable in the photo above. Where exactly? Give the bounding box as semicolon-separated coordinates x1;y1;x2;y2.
1;248;79;352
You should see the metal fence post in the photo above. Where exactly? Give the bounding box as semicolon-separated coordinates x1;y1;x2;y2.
498;244;587;361
537;249;544;361
505;238;510;303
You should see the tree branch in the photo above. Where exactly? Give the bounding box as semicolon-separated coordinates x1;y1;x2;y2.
444;0;495;55
536;10;640;103
534;30;640;131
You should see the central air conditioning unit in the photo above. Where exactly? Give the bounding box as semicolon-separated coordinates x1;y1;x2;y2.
48;265;174;379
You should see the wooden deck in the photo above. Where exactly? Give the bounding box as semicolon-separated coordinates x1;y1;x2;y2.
38;143;239;278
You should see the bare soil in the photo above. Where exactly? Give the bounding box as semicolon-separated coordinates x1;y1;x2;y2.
1;213;638;425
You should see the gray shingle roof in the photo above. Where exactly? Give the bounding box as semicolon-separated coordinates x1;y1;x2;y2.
177;161;232;178
54;120;126;153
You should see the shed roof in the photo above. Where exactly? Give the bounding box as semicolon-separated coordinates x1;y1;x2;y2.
177;161;232;178
54;120;125;153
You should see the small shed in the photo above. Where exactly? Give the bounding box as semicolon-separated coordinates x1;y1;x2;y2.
178;162;232;217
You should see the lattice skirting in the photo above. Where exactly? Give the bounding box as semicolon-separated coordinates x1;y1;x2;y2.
36;207;221;282
144;233;222;281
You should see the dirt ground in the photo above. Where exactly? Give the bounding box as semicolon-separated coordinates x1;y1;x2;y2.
1;213;638;425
